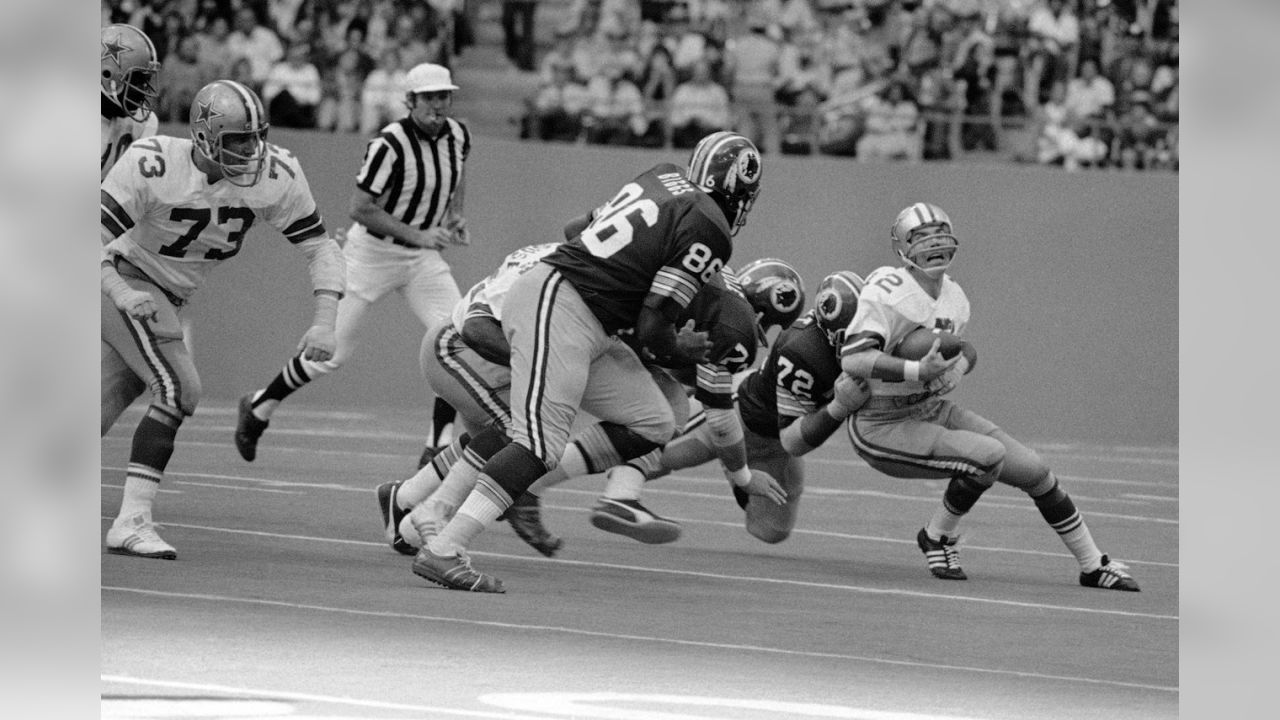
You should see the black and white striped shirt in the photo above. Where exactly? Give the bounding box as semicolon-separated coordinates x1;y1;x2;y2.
354;116;471;239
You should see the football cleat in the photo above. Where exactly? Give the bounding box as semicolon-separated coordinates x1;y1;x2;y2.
916;527;966;580
590;497;681;545
411;548;505;593
503;493;564;557
1079;554;1141;592
233;394;268;462
375;481;416;556
106;512;177;560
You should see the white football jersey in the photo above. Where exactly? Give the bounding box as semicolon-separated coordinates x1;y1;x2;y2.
101;112;158;180
100;135;326;300
451;243;560;331
841;265;971;398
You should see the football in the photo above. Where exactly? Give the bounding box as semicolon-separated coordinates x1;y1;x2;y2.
894;327;964;361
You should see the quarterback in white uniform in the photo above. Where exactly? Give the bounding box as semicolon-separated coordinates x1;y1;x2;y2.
100;80;346;560
839;202;1139;591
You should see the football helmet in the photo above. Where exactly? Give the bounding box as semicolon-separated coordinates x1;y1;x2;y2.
813;271;865;347
101;24;160;122
891;202;958;278
189;80;270;187
737;258;807;333
686;131;762;236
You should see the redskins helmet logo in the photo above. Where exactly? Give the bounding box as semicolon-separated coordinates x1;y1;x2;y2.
816;288;844;324
759;277;801;314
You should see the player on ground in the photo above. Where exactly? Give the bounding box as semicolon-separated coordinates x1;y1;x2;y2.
410;131;763;592
100;80;345;559
839;202;1139;590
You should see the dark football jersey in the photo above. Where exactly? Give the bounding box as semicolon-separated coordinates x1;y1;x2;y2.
683;274;758;410
737;313;842;438
544;163;733;334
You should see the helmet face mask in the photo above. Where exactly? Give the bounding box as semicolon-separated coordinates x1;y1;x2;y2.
101;24;160;122
737;258;806;335
891;202;958;278
190;81;270;187
686;132;762;236
813;271;865;347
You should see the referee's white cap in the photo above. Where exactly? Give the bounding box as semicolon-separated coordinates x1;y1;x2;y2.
405;63;460;93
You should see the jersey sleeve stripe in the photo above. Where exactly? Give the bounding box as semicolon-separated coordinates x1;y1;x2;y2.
775;392;811;418
840;333;883;357
283;210;324;239
101;190;134;231
649;267;701;307
101;210;127;238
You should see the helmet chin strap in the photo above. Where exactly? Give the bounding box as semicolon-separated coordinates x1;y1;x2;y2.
898;251;951;279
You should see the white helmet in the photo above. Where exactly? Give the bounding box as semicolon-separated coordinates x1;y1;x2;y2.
891;202;958;278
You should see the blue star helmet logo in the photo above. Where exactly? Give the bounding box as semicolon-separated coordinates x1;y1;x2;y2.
192;101;225;135
101;36;127;65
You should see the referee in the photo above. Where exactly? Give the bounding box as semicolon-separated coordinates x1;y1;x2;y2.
236;63;471;463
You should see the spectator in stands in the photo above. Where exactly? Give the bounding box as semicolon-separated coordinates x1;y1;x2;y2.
539;28;579;85
227;56;259;94
391;11;442;69
775;34;829;109
669;59;732;148
227;5;285;88
895;1;951;79
597;0;642;39
263;42;322;128
583;66;648;146
638;43;678;111
317;47;365;133
779;83;821;155
597;26;643;82
360;46;409;135
1023;0;1079;108
856;80;922;161
915;65;964;160
502;0;539;71
1110;93;1164;170
195;14;234;79
269;0;307;44
759;0;821;41
1032;80;1107;170
723;14;781;154
527;63;591;142
948;6;999;152
158;34;210;123
1063;57;1115;122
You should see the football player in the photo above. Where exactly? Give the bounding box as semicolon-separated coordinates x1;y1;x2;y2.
590;270;869;545
100;80;345;559
101;23;160;180
839;202;1139;591
409;131;763;592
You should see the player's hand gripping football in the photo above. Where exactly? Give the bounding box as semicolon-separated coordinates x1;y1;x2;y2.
917;338;961;383
113;287;158;322
298;324;336;363
740;468;787;506
927;344;973;397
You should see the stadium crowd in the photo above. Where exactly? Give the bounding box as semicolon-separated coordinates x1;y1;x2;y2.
102;0;1177;171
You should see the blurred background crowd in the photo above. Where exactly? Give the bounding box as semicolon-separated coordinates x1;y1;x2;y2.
102;0;1178;171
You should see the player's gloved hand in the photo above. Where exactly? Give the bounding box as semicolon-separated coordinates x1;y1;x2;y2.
674;319;711;365
735;468;787;506
917;338;961;383
113;287;158;322
298;324;336;363
828;373;870;419
927;353;971;396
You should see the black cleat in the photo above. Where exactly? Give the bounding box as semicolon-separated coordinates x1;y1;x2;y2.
234;394;268;462
916;528;967;580
504;493;564;557
1079;554;1141;591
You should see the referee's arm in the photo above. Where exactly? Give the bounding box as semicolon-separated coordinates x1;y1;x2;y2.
349;187;451;249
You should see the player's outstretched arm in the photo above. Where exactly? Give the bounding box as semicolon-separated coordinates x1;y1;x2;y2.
779;374;869;457
293;234;345;362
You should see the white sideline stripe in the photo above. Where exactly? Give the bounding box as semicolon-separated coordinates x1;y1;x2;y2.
100;466;1180;527
102;437;411;461
1122;493;1179;502
96;475;1180;566
99;517;1176;620
102;591;1176;694
101;675;545;719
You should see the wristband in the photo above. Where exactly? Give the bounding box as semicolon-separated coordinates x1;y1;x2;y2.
826;398;852;421
725;466;751;488
902;360;920;382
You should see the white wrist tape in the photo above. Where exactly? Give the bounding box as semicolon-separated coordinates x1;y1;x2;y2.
725;466;751;487
902;360;920;382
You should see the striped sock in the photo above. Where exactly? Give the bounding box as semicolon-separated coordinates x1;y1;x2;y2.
252;354;328;420
1033;479;1103;571
117;405;182;520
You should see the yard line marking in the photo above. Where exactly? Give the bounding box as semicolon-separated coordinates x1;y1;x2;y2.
101;675;544;719
102;592;1176;693
100;519;1176;620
